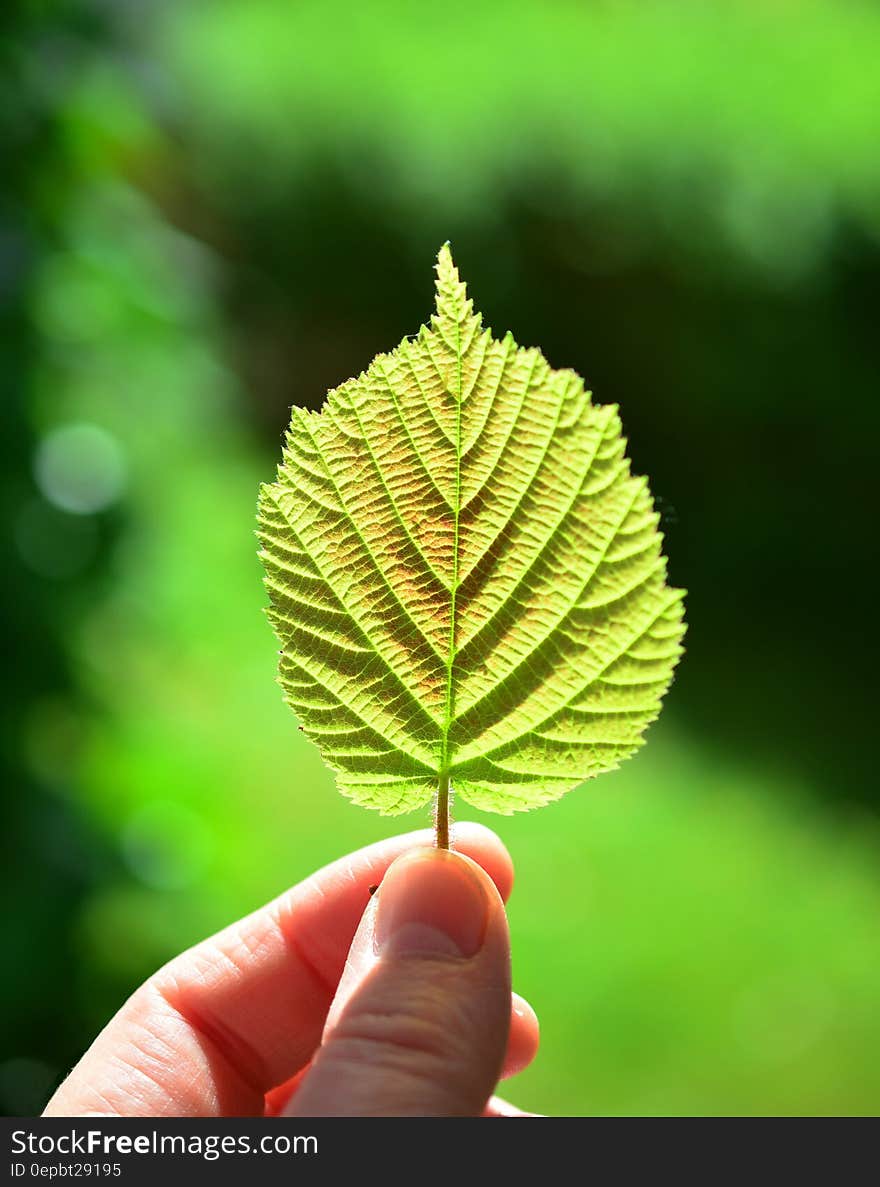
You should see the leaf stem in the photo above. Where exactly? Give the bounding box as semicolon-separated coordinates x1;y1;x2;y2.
435;771;451;850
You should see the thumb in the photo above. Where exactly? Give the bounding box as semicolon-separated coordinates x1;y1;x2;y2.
286;847;511;1116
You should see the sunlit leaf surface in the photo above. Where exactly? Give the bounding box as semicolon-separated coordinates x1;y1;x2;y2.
258;248;685;813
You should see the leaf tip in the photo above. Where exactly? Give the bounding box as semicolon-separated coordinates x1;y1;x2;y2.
435;240;457;283
433;242;472;325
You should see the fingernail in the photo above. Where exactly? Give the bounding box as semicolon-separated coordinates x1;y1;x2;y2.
375;850;489;958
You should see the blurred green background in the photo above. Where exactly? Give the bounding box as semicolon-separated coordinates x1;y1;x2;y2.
3;0;879;1117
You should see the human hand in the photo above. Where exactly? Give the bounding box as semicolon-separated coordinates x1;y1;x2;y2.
44;825;539;1117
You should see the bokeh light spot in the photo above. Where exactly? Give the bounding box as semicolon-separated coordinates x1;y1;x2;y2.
34;423;126;515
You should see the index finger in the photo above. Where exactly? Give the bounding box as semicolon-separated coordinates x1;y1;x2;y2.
45;823;513;1117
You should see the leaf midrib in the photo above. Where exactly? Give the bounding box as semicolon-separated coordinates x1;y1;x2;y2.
439;304;464;782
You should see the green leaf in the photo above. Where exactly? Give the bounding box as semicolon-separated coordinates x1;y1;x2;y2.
257;246;685;815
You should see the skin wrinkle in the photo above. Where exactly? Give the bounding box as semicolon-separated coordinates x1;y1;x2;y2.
111;1011;211;1115
333;983;504;1071
82;1082;140;1117
310;981;507;1117
313;1046;460;1116
327;1019;455;1076
279;926;338;1004
153;981;268;1106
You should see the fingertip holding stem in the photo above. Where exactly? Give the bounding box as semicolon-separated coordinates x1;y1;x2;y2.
375;847;489;958
290;846;512;1116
